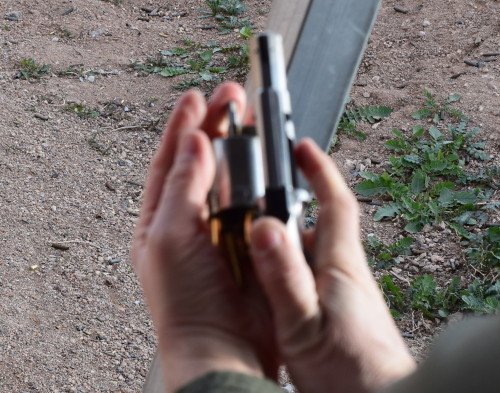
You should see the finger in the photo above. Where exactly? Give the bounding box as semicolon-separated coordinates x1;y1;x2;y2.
294;139;365;268
152;130;215;240
202;82;247;138
250;218;321;356
140;90;206;227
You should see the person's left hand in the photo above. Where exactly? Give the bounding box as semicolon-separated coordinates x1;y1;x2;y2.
130;83;277;392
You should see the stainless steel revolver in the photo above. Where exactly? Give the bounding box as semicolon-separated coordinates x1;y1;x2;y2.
209;32;308;286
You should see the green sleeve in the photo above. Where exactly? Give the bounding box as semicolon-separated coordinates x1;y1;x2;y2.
379;315;500;393
177;372;283;393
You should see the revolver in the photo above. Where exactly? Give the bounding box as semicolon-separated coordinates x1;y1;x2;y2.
209;32;308;287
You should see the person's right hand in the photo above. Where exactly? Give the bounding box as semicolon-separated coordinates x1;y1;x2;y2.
249;139;416;393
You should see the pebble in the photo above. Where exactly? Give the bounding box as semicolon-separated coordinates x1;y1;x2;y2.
422;19;431;27
62;6;75;16
5;11;22;21
363;92;371;98
487;81;497;91
86;75;95;83
423;264;439;273
126;208;139;216
430;254;444;264
418;31;426;37
345;159;356;171
51;243;70;251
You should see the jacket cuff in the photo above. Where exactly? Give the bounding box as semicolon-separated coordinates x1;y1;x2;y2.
177;371;283;393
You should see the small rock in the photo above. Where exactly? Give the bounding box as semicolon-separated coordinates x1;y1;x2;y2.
30;265;39;271
418;31;426;37
105;181;116;192
422;224;432;233
34;113;49;121
411;246;427;255
430;254;444;264
422;19;431;27
423;264;438;273
86;75;95;83
393;6;409;14
5;11;22;21
126;208;139;217
345;159;356;171
363;92;371;98
62;6;75;16
487;82;498;91
51;243;70;251
364;158;372;167
108;258;122;265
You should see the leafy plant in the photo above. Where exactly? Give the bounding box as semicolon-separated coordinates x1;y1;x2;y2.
203;0;252;34
355;92;494;234
337;105;393;141
205;0;245;16
380;275;405;317
17;58;50;80
412;90;463;123
365;235;414;269
134;44;222;83
410;275;461;318
461;279;500;314
465;227;500;269
65;103;100;119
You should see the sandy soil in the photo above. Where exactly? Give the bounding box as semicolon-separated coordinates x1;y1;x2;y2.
0;0;498;391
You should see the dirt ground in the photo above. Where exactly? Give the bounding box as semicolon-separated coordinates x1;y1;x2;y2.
0;0;498;392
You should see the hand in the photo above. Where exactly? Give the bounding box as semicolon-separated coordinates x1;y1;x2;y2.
249;140;416;393
131;83;278;392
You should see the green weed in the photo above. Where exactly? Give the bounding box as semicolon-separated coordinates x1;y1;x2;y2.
203;0;252;34
338;105;393;141
355;92;496;234
132;41;240;89
365;235;413;269
65;103;100;119
412;90;463;123
380;275;405;318
17;58;50;80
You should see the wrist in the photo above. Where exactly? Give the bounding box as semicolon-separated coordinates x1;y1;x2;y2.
159;330;264;392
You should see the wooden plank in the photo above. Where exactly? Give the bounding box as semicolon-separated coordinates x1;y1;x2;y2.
288;0;380;158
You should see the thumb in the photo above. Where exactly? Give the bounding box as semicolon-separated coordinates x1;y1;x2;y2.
250;218;322;357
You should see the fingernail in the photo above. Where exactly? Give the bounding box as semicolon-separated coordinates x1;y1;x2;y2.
177;133;197;163
252;226;282;257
